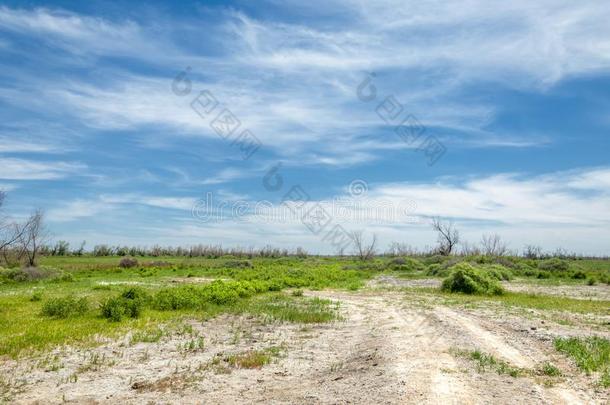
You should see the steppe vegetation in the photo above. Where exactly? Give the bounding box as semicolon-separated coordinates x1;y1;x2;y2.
0;193;608;403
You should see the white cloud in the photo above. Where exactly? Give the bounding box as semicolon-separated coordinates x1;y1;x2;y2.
0;158;86;180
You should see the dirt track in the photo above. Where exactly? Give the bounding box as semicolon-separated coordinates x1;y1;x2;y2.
2;290;608;404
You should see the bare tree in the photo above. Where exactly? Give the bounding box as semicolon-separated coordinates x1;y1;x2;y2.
387;242;418;256
351;230;377;261
460;240;481;256
480;233;508;256
18;210;48;267
0;191;27;264
523;244;542;259
431;217;459;255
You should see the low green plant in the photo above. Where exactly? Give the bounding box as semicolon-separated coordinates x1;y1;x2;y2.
555;336;609;387
538;362;562;377
41;296;89;319
247;294;340;323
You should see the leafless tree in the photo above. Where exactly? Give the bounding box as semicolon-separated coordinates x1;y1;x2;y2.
18;210;48;267
387;242;418;256
0;192;26;264
480;233;508;256
523;244;542;259
460;240;481;256
351;230;377;261
431;217;459;255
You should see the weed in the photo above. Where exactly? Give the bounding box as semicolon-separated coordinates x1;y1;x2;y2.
453;348;522;377
226;348;277;369
538;362;562;377
180;337;205;352
131;327;164;344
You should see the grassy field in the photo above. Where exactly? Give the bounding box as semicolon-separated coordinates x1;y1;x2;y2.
1;255;609;358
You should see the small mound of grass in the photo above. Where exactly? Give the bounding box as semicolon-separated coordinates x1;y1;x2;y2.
441;263;504;295
41;296;89;319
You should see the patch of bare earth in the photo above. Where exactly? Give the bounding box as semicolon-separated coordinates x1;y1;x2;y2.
1;290;608;404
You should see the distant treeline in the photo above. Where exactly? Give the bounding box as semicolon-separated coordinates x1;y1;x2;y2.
37;241;609;260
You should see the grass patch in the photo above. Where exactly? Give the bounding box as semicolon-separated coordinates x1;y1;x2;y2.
452;348;522;377
245;294;341;323
41;296;88;319
418;287;610;315
554;336;610;387
226;347;282;369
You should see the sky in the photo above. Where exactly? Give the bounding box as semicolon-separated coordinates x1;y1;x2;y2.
0;0;609;255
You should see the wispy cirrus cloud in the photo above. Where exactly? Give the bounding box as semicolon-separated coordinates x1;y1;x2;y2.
0;158;86;180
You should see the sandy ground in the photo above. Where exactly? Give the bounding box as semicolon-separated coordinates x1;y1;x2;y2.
1;288;609;404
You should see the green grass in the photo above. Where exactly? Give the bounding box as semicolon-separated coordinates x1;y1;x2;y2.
452;348;523;377
0;256;359;357
1;255;608;359
416;288;610;315
243;294;341;324
225;347;282;369
554;336;610;387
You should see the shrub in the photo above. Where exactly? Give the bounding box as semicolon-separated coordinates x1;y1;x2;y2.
587;277;597;286
30;292;43;302
481;264;513;281
536;271;552;279
1;266;64;283
571;271;587;280
387;257;425;272
119;257;139;268
426;263;450;277
441;263;504;295
538;258;569;272
100;287;148;321
42;296;89;318
152;280;269;311
223;260;253;269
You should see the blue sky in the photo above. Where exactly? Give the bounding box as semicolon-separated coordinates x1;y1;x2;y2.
1;0;609;254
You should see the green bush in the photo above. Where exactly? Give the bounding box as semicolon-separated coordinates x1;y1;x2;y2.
481;264;513;281
100;287;149;321
571;270;587;280
441;263;504;295
152;280;268;311
387;257;425;272
538;258;569;272
426;263;450;277
42;296;89;318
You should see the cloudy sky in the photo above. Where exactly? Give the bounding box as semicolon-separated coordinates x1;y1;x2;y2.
1;0;609;254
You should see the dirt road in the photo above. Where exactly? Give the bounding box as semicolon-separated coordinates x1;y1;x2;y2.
2;290;607;404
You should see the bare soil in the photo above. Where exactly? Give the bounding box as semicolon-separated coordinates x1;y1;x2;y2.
1;288;609;404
